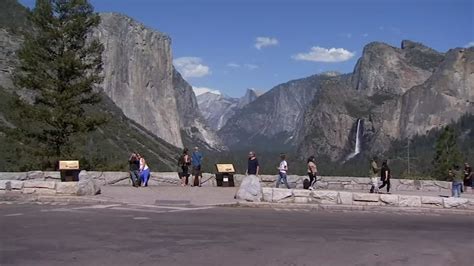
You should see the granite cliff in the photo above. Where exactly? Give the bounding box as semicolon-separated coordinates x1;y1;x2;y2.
197;88;259;130
95;13;222;150
297;41;473;161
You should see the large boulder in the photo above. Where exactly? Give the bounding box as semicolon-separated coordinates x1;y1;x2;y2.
77;178;101;196
235;175;262;202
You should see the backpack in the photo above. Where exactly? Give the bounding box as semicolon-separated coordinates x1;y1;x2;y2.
303;179;310;189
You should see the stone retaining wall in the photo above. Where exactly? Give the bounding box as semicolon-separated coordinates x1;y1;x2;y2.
262;188;474;210
0;171;452;193
0;174;100;196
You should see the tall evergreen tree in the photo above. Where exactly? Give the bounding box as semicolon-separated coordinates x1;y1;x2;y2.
432;126;462;180
13;0;104;168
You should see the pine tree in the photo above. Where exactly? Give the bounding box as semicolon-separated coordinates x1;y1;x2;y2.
432;126;462;180
13;0;104;168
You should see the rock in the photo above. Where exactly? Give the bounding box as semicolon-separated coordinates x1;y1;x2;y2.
293;189;311;197
272;188;293;202
294;197;309;204
262;187;273;202
312;191;338;204
443;198;469;209
22;188;36;194
398;195;421;207
421;196;443;207
380;194;399;206
34;188;56;195
0;172;27;180
9;180;24;190
43;171;61;180
0;180;9;190
352;193;380;202
102;172;130;185
56;182;79;195
77;179;101;196
23;180;56;189
26;171;45;180
235;175;263;202
337;192;353;205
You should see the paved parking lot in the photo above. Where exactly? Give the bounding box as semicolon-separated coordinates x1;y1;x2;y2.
1;201;473;266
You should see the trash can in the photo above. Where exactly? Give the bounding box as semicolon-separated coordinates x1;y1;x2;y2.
215;163;235;187
59;160;80;182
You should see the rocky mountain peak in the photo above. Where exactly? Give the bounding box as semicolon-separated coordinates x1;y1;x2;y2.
351;40;442;96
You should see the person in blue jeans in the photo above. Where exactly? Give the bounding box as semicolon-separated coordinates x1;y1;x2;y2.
191;147;203;187
449;165;463;197
276;154;290;189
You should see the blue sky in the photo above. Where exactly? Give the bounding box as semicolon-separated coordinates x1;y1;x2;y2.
19;0;473;97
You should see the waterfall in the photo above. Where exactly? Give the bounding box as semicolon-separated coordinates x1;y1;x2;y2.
346;119;362;160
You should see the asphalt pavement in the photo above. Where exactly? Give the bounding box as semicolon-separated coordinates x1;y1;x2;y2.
1;201;473;266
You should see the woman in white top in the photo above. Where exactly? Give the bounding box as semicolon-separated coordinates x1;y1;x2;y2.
138;154;151;187
276;153;290;189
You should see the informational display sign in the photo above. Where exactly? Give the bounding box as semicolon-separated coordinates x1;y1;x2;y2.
59;160;80;170
215;164;235;173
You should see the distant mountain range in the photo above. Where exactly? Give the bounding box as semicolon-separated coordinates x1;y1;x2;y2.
196;89;259;130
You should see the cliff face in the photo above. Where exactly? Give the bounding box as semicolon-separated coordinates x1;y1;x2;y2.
197;88;259;131
218;74;330;149
398;47;474;138
351;41;443;96
95;13;182;147
95;13;222;150
297;41;473;161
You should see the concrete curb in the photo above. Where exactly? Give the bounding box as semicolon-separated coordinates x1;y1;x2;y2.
223;201;474;215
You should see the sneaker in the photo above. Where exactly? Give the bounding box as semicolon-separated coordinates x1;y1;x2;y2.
309;187;314;191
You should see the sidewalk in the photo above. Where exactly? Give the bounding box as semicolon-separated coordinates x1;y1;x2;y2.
94;185;474;207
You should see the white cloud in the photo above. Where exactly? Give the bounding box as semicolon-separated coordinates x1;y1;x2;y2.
226;62;240;68
465;41;474;48
362;33;369;38
244;64;259;70
255;36;279;50
192;86;221;96
173;57;210;78
292;46;355;62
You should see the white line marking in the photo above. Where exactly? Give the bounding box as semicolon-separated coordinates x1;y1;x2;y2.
72;204;122;210
109;207;168;214
127;203;190;210
4;213;23;217
133;217;150;220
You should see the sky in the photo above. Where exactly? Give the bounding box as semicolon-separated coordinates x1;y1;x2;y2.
19;0;474;97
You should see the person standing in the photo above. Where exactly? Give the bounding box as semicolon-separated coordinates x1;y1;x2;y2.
449;165;463;197
246;151;260;176
191;147;203;187
128;153;140;187
369;157;379;193
179;148;191;186
138;154;151;187
276;154;290;189
463;162;472;193
378;160;391;193
307;156;318;190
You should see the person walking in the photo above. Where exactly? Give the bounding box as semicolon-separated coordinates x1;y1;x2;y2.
378;160;391;193
191;147;203;187
246;151;259;176
138;154;151;187
276;153;290;189
449;165;463;197
128;153;140;187
369;157;379;193
179;148;191;186
307;156;318;190
463;162;472;193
